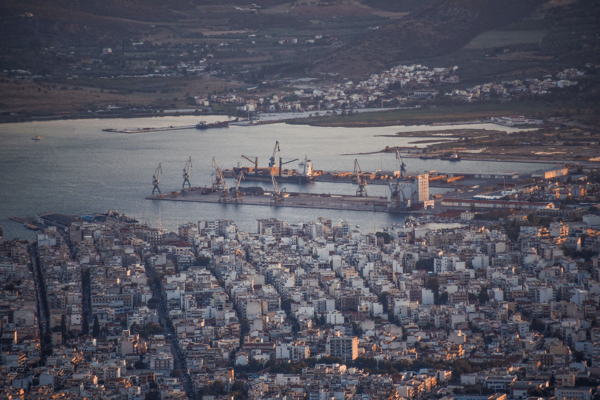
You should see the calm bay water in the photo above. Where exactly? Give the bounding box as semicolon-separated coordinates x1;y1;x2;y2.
0;116;554;239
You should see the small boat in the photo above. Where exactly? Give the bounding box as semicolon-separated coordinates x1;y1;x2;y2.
32;136;42;141
196;121;229;130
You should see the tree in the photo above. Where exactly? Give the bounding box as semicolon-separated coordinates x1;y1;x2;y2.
230;380;248;400
426;277;441;304
145;390;161;400
467;293;478;303
194;256;211;266
170;369;182;378
82;314;89;335
478;287;490;304
130;322;140;334
147;298;160;309
61;314;68;343
352;322;363;337
92;315;100;338
527;213;539;225
281;298;296;313
439;292;449;304
375;231;391;244
415;258;434;272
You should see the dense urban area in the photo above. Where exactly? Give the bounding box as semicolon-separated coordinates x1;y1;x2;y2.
2;166;600;400
2;1;600;400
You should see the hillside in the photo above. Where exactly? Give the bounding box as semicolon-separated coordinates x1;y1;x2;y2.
312;0;547;78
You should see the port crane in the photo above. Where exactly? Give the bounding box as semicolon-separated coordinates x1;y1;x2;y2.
388;181;412;209
152;163;162;195
268;141;280;168
354;159;368;197
270;169;286;204
279;157;299;177
241;155;258;175
182;157;192;189
211;158;227;192
388;148;411;209
396;148;407;179
221;170;244;203
234;171;244;198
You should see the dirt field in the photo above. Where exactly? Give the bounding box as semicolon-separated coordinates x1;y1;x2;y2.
0;76;241;116
393;126;600;163
291;4;374;16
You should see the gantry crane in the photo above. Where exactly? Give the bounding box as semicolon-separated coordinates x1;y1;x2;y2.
241;155;258;175
279;157;299;177
182;157;192;189
211;158;227;192
268;141;280;168
152;163;162;195
354;159;368;197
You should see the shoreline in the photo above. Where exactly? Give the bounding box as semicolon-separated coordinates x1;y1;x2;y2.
0;108;539;132
0;106;521;128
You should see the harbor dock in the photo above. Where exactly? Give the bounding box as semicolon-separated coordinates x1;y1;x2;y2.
146;188;401;213
102;125;196;134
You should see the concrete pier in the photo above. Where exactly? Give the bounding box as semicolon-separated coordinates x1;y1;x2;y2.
102;125;196;134
145;187;404;213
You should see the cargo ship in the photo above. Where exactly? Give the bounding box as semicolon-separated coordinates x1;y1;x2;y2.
196;121;229;130
440;153;461;161
228;156;316;184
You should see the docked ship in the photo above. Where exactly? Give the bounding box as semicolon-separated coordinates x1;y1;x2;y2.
196;121;229;130
440;153;461;161
231;156;316;184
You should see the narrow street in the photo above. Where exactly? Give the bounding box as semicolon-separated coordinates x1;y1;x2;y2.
30;243;51;363
145;261;196;400
81;268;91;333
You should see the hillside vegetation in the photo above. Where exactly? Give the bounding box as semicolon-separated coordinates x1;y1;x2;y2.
313;0;547;78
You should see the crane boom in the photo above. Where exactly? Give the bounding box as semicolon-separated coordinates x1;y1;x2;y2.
211;157;227;191
241;155;258;175
182;157;192;189
354;159;367;197
279;157;299;176
396;147;407;179
271;171;279;195
152;163;162;195
235;171;244;192
268;141;280;168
